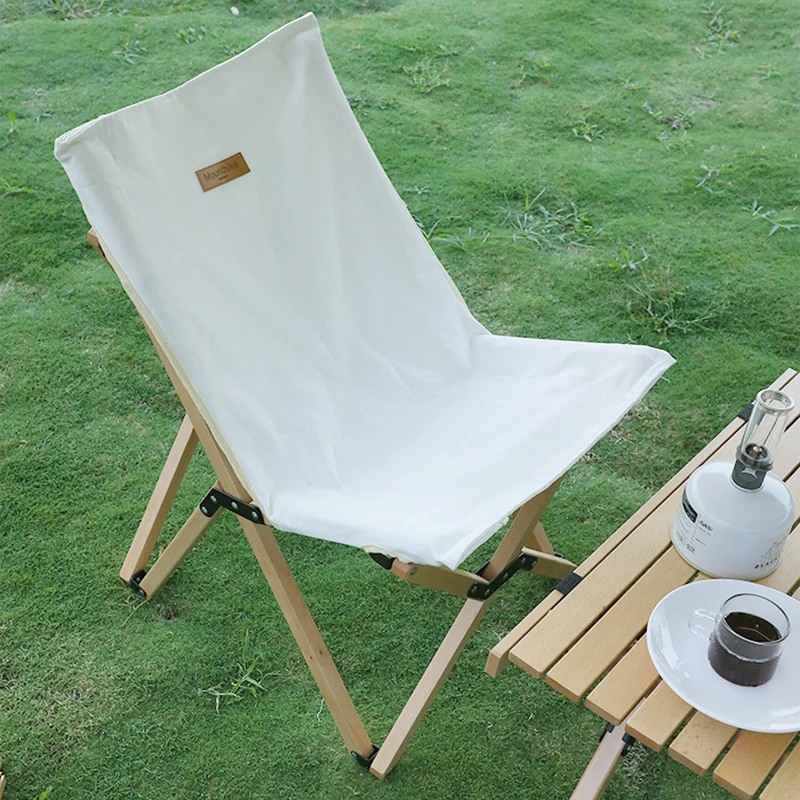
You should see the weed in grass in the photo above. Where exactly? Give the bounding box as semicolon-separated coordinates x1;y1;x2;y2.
177;26;213;44
403;185;430;197
620;76;639;90
223;43;242;57
0;178;35;198
757;64;781;80
121;594;150;625
0;111;18;151
427;191;601;251
502;189;601;249
657;129;691;151
571;116;603;142
516;59;551;86
403;57;450;94
746;200;799;235
42;0;105;18
346;92;399;113
641;102;694;131
686;163;733;192
609;247;649;271
30;789;53;800
626;266;716;342
642;102;694;150
112;40;147;64
697;2;741;58
199;631;274;713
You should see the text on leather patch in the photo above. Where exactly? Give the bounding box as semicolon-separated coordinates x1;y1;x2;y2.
195;152;250;192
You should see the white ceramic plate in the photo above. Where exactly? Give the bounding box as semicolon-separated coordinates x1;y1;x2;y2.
647;579;800;733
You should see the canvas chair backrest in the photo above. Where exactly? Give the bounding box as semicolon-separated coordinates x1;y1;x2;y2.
56;14;487;498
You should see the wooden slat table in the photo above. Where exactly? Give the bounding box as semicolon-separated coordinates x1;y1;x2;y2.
488;369;800;800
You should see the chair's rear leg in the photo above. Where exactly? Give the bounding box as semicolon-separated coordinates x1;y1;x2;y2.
525;521;555;555
370;597;488;778
120;414;198;582
136;497;222;598
239;518;375;760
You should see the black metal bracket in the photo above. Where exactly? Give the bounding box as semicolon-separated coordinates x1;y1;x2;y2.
200;488;264;524
129;568;148;598
738;402;754;422
369;552;396;570
554;571;583;596
467;551;538;600
601;722;635;756
350;743;380;769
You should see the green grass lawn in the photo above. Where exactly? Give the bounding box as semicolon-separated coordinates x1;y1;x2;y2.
1;0;798;797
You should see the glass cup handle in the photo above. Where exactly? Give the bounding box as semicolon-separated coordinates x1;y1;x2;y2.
689;609;717;638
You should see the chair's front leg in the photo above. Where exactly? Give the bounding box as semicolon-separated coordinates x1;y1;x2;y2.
371;481;563;777
120;414;198;582
370;597;489;778
136;496;222;598
239;517;376;760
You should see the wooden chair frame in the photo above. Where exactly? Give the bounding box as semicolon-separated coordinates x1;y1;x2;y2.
87;229;576;776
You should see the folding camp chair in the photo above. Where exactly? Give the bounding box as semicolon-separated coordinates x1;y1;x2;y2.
55;13;674;777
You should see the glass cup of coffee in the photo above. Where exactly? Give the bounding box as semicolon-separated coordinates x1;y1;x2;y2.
689;592;791;687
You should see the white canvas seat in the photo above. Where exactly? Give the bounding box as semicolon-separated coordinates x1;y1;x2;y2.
55;13;672;569
274;337;668;568
55;12;673;776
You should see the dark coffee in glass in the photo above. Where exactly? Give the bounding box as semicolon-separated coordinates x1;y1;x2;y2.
708;611;783;686
691;593;792;688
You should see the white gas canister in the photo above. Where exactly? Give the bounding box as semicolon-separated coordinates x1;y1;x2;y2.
671;389;796;580
672;461;795;578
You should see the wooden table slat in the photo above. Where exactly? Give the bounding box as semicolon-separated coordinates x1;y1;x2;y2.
771;407;800;477
626;681;693;750
713;732;796;800
584;636;659;725
760;741;800;799
668;714;738;775
510;371;800;679
545;548;696;701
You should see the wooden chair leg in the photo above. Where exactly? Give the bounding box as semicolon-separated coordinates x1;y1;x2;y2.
570;711;637;800
370;597;488;778
239;518;375;759
371;481;563;777
137;496;221;598
525;521;556;555
120;414;198;582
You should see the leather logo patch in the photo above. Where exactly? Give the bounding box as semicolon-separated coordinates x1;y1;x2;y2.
195;152;250;192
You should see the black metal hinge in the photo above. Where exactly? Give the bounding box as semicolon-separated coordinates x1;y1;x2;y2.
554;571;583;596
369;552;396;570
129;568;148;598
350;744;380;769
467;551;538;600
601;722;635;756
738;402;754;421
200;488;264;524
